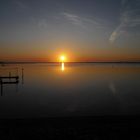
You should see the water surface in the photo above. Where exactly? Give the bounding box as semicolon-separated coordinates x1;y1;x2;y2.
0;63;140;118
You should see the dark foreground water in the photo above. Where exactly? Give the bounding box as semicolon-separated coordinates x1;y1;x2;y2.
0;63;140;118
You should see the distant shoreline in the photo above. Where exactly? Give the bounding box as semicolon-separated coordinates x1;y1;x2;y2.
0;61;140;64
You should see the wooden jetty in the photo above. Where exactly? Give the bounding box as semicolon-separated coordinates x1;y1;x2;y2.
0;76;19;96
0;76;19;84
0;67;22;95
1;81;18;84
0;76;19;79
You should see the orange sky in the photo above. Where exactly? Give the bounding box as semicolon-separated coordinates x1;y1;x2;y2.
0;41;140;62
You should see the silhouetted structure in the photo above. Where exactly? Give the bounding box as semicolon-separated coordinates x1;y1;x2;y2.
0;76;19;96
0;67;22;96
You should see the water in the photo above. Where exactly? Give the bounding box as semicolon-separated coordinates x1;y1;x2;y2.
0;63;140;118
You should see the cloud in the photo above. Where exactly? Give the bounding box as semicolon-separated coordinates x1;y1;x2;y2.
14;0;28;9
121;0;128;7
14;1;48;32
109;24;124;43
62;12;107;30
38;19;48;30
109;0;140;43
62;12;86;29
122;9;140;27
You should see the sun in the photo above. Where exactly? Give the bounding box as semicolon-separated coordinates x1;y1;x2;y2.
60;55;66;62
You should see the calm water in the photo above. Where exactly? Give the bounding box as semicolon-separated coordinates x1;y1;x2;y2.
0;63;140;118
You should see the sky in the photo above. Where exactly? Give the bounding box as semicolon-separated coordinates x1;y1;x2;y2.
0;0;140;62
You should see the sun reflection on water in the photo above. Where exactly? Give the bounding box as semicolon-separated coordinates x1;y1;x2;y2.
61;62;65;71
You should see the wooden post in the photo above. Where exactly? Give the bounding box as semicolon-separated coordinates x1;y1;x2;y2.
0;78;2;84
0;78;3;96
22;68;24;84
9;72;11;77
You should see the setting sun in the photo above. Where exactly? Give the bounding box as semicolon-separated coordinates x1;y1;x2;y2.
60;55;66;62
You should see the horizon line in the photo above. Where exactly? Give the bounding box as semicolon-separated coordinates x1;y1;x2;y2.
1;61;140;64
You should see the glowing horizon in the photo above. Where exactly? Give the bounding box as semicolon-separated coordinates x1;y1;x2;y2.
0;46;140;62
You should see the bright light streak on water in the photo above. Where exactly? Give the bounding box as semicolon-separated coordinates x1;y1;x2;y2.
61;62;64;71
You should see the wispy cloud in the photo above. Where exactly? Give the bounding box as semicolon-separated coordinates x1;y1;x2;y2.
109;0;140;43
121;0;128;7
62;12;87;29
62;12;107;30
14;1;48;32
38;19;48;30
109;24;124;43
14;0;28;10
